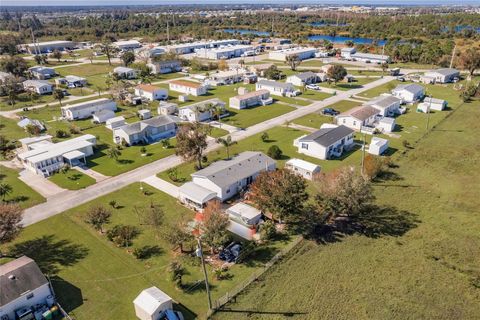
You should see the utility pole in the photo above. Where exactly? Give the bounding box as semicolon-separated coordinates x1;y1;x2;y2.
449;44;456;69
426;94;432;131
361;132;366;175
196;237;212;312
166;19;170;43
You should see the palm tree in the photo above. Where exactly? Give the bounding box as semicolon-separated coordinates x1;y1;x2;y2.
53;88;64;106
0;183;13;201
107;145;121;162
216;136;237;159
212;104;224;127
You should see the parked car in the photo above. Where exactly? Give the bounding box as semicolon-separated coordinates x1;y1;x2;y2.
286;90;301;97
322;108;339;116
306;84;321;90
219;242;242;263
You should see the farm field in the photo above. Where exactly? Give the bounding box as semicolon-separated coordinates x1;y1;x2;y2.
0;183;293;319
212;94;480;320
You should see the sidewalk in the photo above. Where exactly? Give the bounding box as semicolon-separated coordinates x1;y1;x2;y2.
74;166;109;182
141;175;179;198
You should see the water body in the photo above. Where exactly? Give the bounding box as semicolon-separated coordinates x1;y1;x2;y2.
442;25;480;33
221;28;271;36
310;22;350;27
308;34;386;45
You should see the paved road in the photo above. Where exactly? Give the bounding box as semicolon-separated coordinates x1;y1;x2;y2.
21;76;394;226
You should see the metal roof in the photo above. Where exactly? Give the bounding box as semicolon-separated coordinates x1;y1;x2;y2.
298;125;354;147
290;71;317;81
61;98;115;112
426;68;459;76
366;95;401;109
257;79;294;90
226;202;262;220
179;182;218;204
393;83;424;94
285;158;321;172
338;106;379;121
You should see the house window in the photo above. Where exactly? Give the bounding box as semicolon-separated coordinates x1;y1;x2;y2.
226;188;230;194
301;143;309;150
26;293;34;300
343;119;346;124
353;121;356;126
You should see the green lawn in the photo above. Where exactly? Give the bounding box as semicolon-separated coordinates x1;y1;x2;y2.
57;63;118;90
297;59;324;68
207;126;229;138
318;77;379;91
48;168;96;190
212;97;480;320
0;93;57;111
292;112;334;129
0;116;28;142
223;103;295;129
0;166;45;208
328;99;361;113
299;89;331;101
0;183;292;319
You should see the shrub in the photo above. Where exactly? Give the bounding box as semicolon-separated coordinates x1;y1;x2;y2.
55;129;70;139
267;145;283;160
260;220;277;240
69;124;81;134
106;224;139;247
260;132;269;142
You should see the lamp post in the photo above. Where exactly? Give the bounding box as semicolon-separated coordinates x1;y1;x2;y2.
196;237;213;311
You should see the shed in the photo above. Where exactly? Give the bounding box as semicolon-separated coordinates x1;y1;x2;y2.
158;102;178;116
106;116;126;130
285;158;321;180
226;202;262;226
133;287;173;320
368;137;389;156
138;109;152;120
92;109;115;123
377;117;395;133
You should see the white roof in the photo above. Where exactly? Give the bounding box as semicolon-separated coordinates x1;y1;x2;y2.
371;136;388;147
226;202;261;220
379;117;395;124
271;47;316;54
138;109;151;114
24;40;73;46
106;116;125;124
19;135;52;145
133;287;172;315
114;40;141;46
179;182;217;204
285;158;321;172
63;150;85;160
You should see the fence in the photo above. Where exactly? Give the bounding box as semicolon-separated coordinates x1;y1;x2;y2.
206;236;303;317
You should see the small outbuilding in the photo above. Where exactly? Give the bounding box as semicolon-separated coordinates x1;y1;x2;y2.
138;109;152;120
92;109;115;123
377;117;396;133
133;287;173;320
368;137;389;156
226;202;262;240
106;116;126;130
157;101;178;116
417;97;447;113
285;158;321;180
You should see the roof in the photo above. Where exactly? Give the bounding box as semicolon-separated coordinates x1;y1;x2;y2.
181;98;225;112
150;59;180;66
341;47;356;53
17;134;95;163
24;40;73;46
118;115;175;135
257;79;294;90
65;75;86;82
366;95;401;109
197;44;253;53
338;106;379;121
179;182;218;204
352;52;389;60
136;84;163;93
426;68;459;76
226;202;261;220
133;287;172;315
106;116;125;124
290;71;317;81
0;256;49;306
19;135;52;145
298;125;354;147
63;149;85;160
114;40;141;46
192;151;275;188
23;80;52;88
423;97;446;104
370;136;389;146
62;98;115;112
28;66;55;73
232;89;269;100
285;158;321;172
170;79;204;89
393;83;424;94
93;109;115;117
271;47;316;54
158;101;178;109
114;66;136;73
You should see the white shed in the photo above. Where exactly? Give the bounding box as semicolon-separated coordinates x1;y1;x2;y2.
368;137;389;156
106;116;126;130
376;117;395;133
138;109;152;120
285;158;321;180
133;287;173;320
92;109;115;123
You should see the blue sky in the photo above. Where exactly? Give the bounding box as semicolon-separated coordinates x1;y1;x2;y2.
2;0;480;6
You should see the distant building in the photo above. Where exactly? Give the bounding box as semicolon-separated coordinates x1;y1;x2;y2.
423;68;460;84
113;40;142;51
178;98;226;122
113;115;177;145
157;101;178;116
22;40;75;54
365;95;402;116
256;80;295;97
286;71;319;86
341;47;390;63
0;256;55;320
391;83;425;103
147;60;182;74
169;80;208;96
166;39;240;55
268;47;317;61
28;66;55;80
22;80;53;95
61;98;117;121
417;97;447;113
294;125;355;160
195;45;254;60
113;67;138;79
55;75;87;88
135;84;168;101
229;89;272;110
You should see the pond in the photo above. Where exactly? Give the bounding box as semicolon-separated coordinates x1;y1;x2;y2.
310;22;350;27
221;28;271;36
308;34;386;45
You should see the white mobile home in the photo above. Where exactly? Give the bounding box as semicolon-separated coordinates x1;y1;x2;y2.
169;80;208;96
22;80;53;95
114;40;142;51
335;106;380;131
226;202;262;240
423;68;459;83
340;47;356;60
113;67;138;79
256;80;295;97
285;158;321;180
61;98;117;120
195;45;253;60
179;151;276;210
113;115;177;145
17;134;96;176
365;95;402;116
178;98;226;122
22;40;75;54
368;137;389;155
229;89;272;110
135;84;168;101
147;60;182;74
92;109;115;123
28;66;55;80
106;116;126;130
294;125;355;160
417;97;447;113
391;83;425;103
268;47;317;61
286;71;319;86
166;39;240;55
157;101;178;115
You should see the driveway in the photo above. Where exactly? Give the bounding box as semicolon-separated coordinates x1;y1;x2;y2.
19;170;69;198
141;176;179;198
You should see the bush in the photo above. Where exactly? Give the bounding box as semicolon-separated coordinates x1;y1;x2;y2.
261;132;269;142
260;220;277;240
132;245;161;259
55;129;70;139
267;145;283;160
106;225;139;247
69;124;81;134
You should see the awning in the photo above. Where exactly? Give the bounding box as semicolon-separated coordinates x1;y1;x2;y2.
179;182;217;205
63;150;85;161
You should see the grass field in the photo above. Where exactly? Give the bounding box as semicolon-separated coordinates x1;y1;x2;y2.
212;97;480;320
0;166;45;208
0;93;57;111
0;183;292;319
57;63;118;89
223;103;295;129
292;112;334;129
318;77;379;91
0;116;28;142
48;168;96;190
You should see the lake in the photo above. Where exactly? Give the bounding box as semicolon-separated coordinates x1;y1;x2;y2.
308;34;386;45
221;29;271;36
310;22;350;27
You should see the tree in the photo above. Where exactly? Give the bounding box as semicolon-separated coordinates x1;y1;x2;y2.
107;145;121;161
84;205;112;233
345;40;354;47
140;202;165;236
264;65;283;80
2;77;20;106
87;52;95;64
161;138;171;149
260;220;277;240
459;48;480;76
0;183;13;201
314;166;374;223
285;54;301;71
216;136;236;159
53;88;64;106
0;203;23;244
121;51;135;66
161;220;194;253
381;62;389;73
175;122;208;170
267;145;283;160
34;55;43;65
327;65;347;84
168;261;186;289
201;201;230;253
261;132;269;142
55;129;69;139
217;59;228;71
106;224;139;247
248;169;308;223
363;154;390;181
0;55;28;77
96;40;118;66
51;49;62;62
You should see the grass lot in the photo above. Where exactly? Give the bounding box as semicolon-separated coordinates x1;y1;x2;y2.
48;168;96;190
0;93;57;111
207;126;229;138
318;77;379;91
0;116;28;142
0;166;45;208
328;99;361;112
298;59;324;67
347;70;384;76
57;63;118;90
223;103;295;129
213;98;480;320
299;89;331;101
292;112;334;129
0;183;292;319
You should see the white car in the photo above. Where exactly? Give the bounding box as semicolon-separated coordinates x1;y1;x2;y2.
306;84;320;90
286;90;302;97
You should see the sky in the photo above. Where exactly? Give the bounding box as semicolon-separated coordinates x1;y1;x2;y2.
2;0;480;6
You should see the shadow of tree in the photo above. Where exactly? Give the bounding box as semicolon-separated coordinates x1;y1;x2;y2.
50;276;84;313
8;235;89;275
